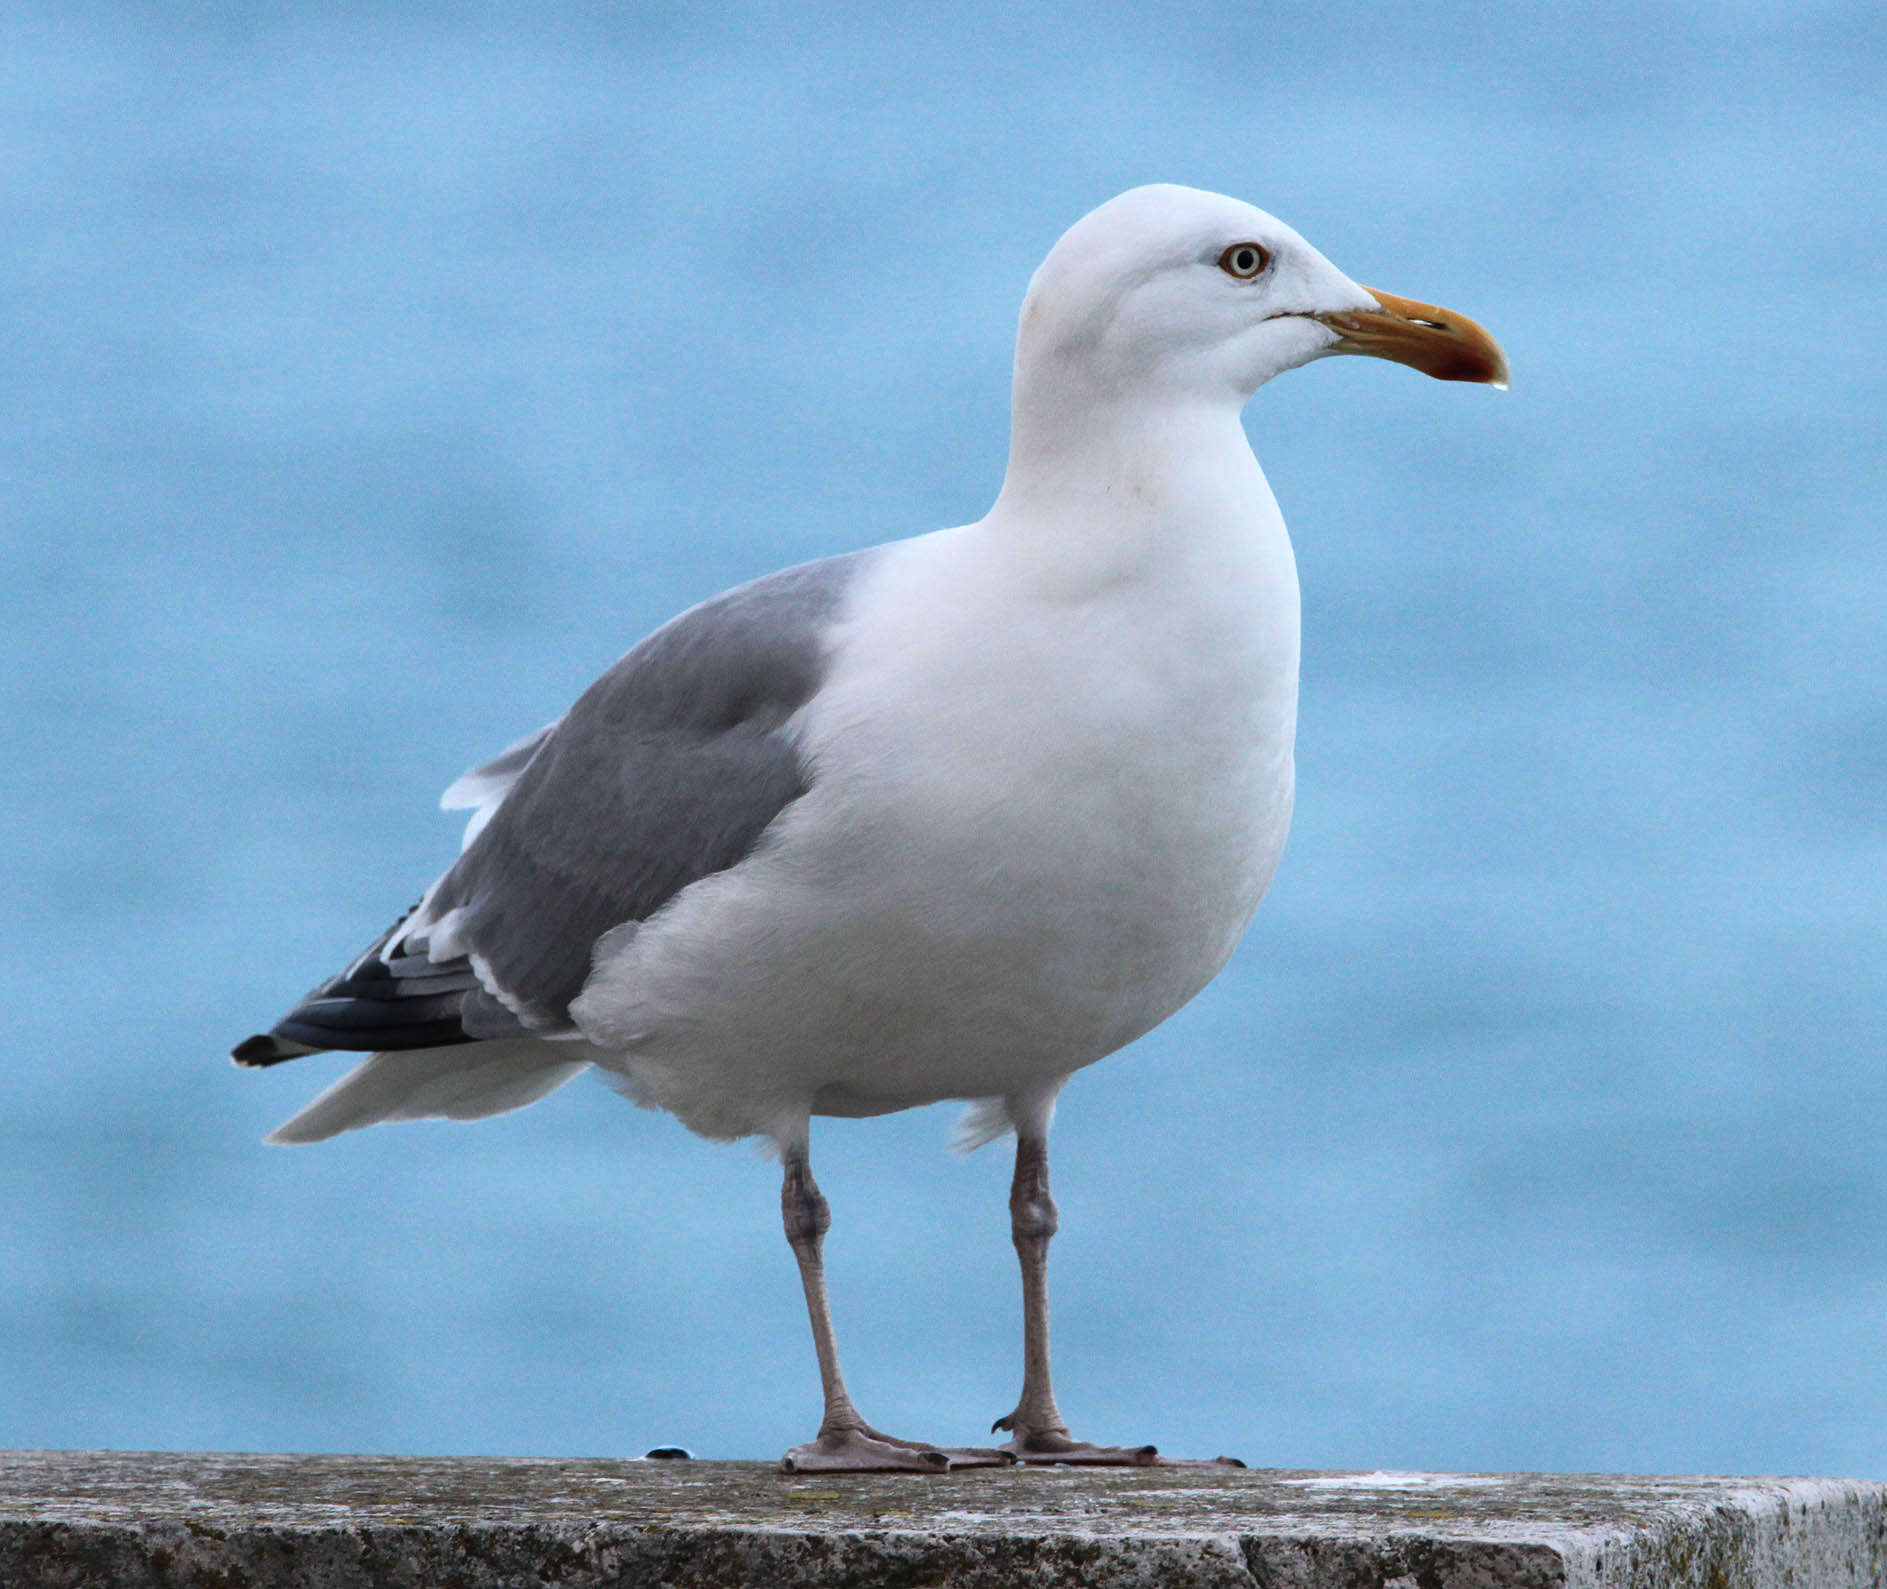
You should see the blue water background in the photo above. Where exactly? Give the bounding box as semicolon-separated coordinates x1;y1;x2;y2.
4;1;1883;1475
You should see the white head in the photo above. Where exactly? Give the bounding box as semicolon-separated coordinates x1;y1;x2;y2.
1015;183;1508;411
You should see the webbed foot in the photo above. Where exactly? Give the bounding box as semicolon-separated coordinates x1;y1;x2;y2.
994;1416;1243;1468
782;1424;1015;1473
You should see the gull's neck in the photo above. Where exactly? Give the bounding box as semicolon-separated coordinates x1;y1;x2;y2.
984;348;1276;595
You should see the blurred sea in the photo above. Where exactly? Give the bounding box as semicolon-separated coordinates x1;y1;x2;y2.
3;1;1883;1475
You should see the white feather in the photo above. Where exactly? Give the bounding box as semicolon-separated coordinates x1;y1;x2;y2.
439;720;558;853
266;1041;594;1145
952;1098;1015;1153
953;1079;1064;1153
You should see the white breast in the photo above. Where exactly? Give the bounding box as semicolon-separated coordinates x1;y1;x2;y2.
575;479;1301;1142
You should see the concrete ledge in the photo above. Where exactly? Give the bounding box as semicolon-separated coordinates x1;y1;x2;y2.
3;1451;1884;1587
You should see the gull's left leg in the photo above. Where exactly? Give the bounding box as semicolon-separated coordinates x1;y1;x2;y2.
992;1122;1243;1468
776;1126;1010;1473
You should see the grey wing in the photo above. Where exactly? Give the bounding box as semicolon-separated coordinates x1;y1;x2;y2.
233;550;870;1066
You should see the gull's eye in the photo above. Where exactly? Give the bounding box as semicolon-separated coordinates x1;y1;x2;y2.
1218;242;1270;280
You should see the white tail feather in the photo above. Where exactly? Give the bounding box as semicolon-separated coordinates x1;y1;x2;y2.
266;1041;591;1145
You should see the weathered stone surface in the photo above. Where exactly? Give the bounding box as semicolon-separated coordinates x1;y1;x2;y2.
2;1451;1883;1588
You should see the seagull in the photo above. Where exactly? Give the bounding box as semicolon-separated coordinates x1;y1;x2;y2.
235;183;1507;1472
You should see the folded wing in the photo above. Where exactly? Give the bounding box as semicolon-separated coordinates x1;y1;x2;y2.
233;551;868;1069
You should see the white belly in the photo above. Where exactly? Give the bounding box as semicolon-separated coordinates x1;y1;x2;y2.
573;515;1300;1142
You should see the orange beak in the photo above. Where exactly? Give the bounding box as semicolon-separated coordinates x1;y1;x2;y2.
1316;289;1510;389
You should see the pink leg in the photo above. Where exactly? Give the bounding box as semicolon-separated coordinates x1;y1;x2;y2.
992;1129;1242;1468
778;1136;1010;1473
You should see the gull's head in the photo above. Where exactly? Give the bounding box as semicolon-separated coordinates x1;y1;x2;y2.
1019;184;1508;405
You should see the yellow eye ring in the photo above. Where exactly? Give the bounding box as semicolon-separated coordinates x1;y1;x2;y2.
1218;243;1269;279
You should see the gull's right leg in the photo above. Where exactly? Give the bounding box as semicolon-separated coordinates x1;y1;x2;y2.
992;1122;1242;1468
777;1129;1010;1473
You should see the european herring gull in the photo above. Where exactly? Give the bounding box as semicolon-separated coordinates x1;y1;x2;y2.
236;183;1507;1471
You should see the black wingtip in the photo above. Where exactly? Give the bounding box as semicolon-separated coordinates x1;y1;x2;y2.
231;1033;319;1068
